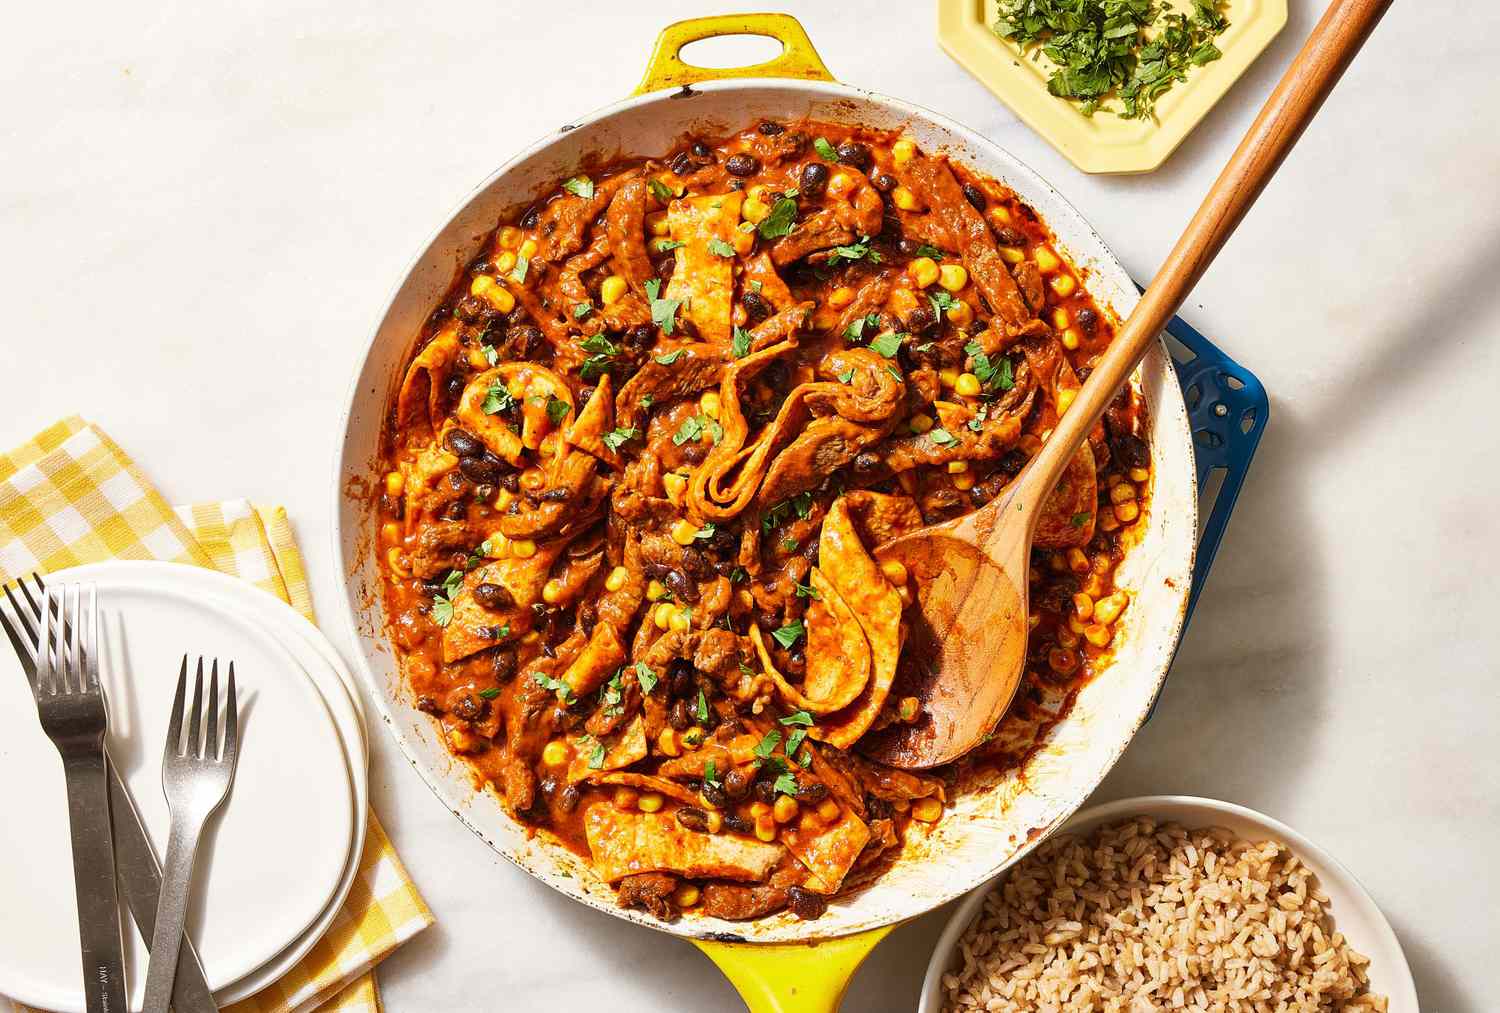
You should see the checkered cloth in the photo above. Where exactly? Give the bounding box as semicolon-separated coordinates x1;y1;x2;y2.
1;417;432;1013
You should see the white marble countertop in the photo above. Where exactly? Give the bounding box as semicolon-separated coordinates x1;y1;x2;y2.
3;2;1497;1010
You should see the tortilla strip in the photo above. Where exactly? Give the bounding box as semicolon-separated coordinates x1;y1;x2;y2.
455;363;574;465
584;804;783;883
567;716;647;784
586;771;704;807
741;252;796;310
663;192;742;344
561;620;626;698
746;575;870;715
395;325;461;443
441;539;568;662
565;372;619;467
606;177;654;291
810;498;903;749
782;806;871;895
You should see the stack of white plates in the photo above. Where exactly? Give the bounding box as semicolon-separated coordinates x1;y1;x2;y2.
0;561;369;1012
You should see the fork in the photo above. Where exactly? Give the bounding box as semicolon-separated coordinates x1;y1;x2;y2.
29;584;128;1013
144;657;239;1013
0;574;219;1012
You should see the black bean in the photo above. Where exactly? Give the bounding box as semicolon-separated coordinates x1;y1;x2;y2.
799;161;830;198
906;304;938;333
499;471;520;493
491;648;517;681
381;493;404;521
664;569;700;604
443;500;467;521
669;662;695;696
520;206;540;229
655;256;676;281
473;483;495;503
445;428;483;458
621;324;655;353
473;582;514;610
679;545;714;580
722;813;754;835
416;694;441;715
679;439;708;464
669;150;695;176
577;601;598;636
896;237;922;258
444;375;466;402
669;698;691;731
1076;307;1098;336
786;886;828;920
757;120;784;135
452;694;486;722
851;452;881;478
459;454;501;484
453;295;486;323
796;781;829;803
725;153;760;177
691;141;712;159
962;182;987;211
556;782;581;814
871;171;897;193
722;766;753;800
752;778;777;804
785;645;806;676
675;807;711;832
995;226;1027;247
508;324;542;358
866;797;894;821
701;780;729;809
742;290;772;323
835;141;872;171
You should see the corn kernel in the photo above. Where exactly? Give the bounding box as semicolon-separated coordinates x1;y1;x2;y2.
681;726;705;747
518;238;538;260
668;606;692;633
600;566;627;593
637;791;664;813
386;546;409;576
1066;547;1090;574
999;246;1025;264
814;802;840;826
947;460;969;474
909;413;935;435
1060;328;1081;351
657;728;680;758
647;579;668;601
909;257;940;288
827;286;855;309
1034;246;1060;273
662;472;688;506
1129;467;1150;483
938;367;960;389
742;197;771;223
466;347;489;370
646;211;669;236
945;299;974;327
750;801;771;818
380;522;402;546
705;811;723;833
1050;273;1077;297
1095;592;1129;626
952;472;975;491
880;559;908;585
747;184;767;203
1098;510;1120;532
673;883;701;908
653;602;674;629
827;172;854;198
773;795;800;824
539;579;563;605
470;275;515;313
1109;483;1136;505
1048;647;1079;675
601;275;628;306
613;787;639;810
541;740;568;766
898;696;919;722
1052;307;1070;329
938;264;968;292
754;816;777;842
520;467;546;493
891;186;919;211
887;287;919;316
448;727;479;753
494;250;517;275
1057;388;1077;415
892;138;918;166
384;470;405;497
1083;623;1113;648
510;538;536;559
699;391;722;419
671;519;699;546
987;206;1012;227
498;226;523;250
1114;501;1140;523
912;797;943;823
539;431;562;458
954;372;982;397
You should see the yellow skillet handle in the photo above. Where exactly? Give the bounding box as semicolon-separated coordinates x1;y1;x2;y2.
634;13;835;95
692;927;892;1013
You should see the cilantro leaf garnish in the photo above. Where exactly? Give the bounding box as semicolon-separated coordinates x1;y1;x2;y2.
914;243;945;260
573;302;593;319
964;339;1016;391
509;252;529;284
780;710;814;727
634;661;658;695
431;596;454;627
869;331;903;358
703;758;721;788
562;175;595;199
827;238;880;266
1071;511;1090;528
837;368;856;383
757;197;799;240
545;395;570;425
532;671;576;705
708;238;735;258
773;772;800;797
929;427;960;448
843;312;882;342
812;136;838;161
602;426;637;451
771;620;805;648
482;344;500;366
653;349;684;365
673;416;704;446
732;325;751;359
695;522;717;541
794;580;820;600
695;689;709;723
648;178;674;202
644;277;682;335
754;729;783;758
478;687;501;699
482;379;516;416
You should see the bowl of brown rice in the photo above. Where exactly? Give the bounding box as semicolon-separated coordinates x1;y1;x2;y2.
919;796;1418;1012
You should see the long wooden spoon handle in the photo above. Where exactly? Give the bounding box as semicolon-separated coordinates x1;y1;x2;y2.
1018;0;1393;507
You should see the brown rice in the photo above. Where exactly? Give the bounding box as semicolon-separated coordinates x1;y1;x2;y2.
940;816;1387;1012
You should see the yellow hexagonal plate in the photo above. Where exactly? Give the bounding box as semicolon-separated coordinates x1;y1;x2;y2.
938;0;1287;174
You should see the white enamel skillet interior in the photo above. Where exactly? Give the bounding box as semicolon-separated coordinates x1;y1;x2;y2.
331;77;1198;945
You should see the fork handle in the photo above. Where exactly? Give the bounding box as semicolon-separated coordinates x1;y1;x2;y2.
61;751;128;1013
143;816;206;1013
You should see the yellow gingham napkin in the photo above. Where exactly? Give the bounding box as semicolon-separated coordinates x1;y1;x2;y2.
0;417;433;1013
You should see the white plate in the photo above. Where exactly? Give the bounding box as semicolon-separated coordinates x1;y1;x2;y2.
919;795;1419;1013
0;563;357;1013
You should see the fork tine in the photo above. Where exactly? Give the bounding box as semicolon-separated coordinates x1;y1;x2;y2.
84;584;100;690
0;586;32;673
35;585;56;697
4;580;38;650
165;656;188;759
187;658;204;758
62;585;78;695
224;663;238;762
205;660;220;761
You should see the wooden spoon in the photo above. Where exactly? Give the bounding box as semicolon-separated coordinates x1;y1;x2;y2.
861;0;1393;769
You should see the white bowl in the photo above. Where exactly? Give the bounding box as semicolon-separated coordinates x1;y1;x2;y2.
919;795;1419;1012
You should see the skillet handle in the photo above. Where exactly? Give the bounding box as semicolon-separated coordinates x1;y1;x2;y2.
693;927;891;1013
634;14;835;95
